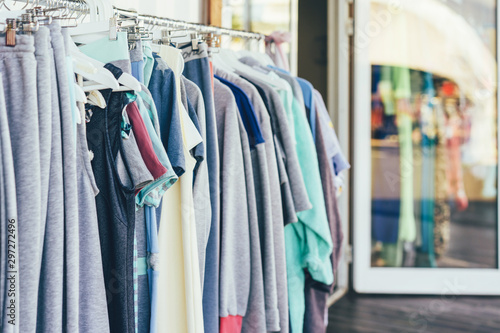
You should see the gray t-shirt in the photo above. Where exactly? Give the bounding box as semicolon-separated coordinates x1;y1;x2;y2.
236;112;267;333
213;66;283;331
213;78;251;319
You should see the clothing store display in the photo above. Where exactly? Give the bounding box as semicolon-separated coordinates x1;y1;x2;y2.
0;8;349;333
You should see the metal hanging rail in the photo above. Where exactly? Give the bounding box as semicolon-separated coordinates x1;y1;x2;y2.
115;8;265;40
5;0;266;40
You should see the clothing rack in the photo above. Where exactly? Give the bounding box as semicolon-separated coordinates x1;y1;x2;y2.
9;0;267;40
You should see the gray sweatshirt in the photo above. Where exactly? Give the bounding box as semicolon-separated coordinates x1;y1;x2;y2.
213;78;251;319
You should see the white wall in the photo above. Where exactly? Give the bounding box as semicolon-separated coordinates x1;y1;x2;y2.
111;0;203;23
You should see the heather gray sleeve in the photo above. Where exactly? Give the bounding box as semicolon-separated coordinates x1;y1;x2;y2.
117;129;154;190
237;114;267;333
213;79;251;318
183;77;211;289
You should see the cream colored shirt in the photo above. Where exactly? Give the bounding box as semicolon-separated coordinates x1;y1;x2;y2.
156;45;204;333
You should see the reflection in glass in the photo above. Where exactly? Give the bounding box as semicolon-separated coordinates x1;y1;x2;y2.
370;0;498;268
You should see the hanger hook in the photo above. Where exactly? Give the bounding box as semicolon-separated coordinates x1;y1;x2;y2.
0;0;12;11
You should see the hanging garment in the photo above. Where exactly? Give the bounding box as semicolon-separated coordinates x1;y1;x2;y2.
148;56;186;333
0;32;42;333
152;48;204;333
75;101;111;333
313;90;350;177
239;57;311;220
312;91;345;274
282;91;333;333
0;74;19;333
158;47;205;333
303;110;342;333
79;33;145;330
215;72;278;330
241;56;332;333
244;83;290;333
235;111;267;333
86;84;136;333
243;77;303;333
183;77;212;286
180;42;221;333
213;67;283;332
52;25;82;332
34;27;52;267
36;27;65;332
155;110;204;333
178;79;209;286
213;78;251;330
117;118;152;333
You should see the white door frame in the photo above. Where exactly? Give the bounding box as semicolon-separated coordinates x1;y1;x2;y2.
327;0;352;305
352;0;500;295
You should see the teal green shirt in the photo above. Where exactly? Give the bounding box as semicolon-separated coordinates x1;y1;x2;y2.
284;87;333;333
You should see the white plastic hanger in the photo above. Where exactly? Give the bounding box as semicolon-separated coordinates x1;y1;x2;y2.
68;41;120;90
71;42;140;92
69;0;117;44
68;0;142;92
73;83;88;104
215;48;288;90
87;89;107;108
74;39;142;92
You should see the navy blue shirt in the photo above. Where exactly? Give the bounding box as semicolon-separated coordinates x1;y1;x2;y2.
214;75;265;148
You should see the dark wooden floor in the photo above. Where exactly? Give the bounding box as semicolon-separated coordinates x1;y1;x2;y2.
327;293;500;332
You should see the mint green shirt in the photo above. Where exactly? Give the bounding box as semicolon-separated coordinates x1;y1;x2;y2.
284;87;333;333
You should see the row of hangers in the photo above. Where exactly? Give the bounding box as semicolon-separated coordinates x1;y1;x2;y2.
0;0;277;100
